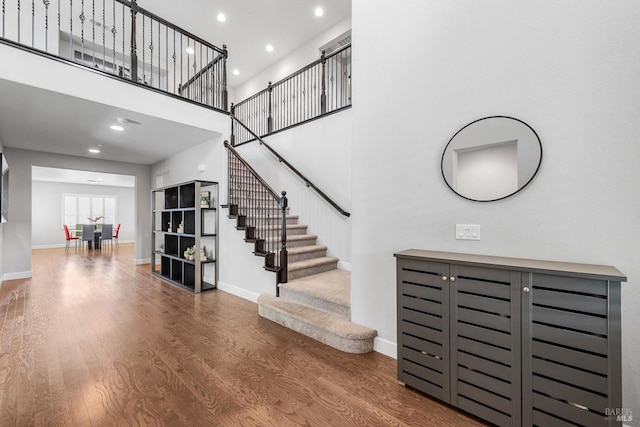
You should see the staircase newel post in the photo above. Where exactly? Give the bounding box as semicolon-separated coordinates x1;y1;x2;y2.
230;103;235;145
267;81;273;134
222;44;229;111
320;50;327;114
129;0;138;82
278;191;288;290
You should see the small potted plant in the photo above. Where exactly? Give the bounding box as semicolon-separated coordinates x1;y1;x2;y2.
200;191;211;208
183;245;196;260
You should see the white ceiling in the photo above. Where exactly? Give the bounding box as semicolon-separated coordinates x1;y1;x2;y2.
0;0;351;180
0;79;218;165
136;0;352;87
32;166;135;187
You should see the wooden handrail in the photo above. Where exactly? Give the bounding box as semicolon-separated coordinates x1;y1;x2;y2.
230;115;351;217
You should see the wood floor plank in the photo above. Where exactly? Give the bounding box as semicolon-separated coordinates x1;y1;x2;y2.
0;245;489;426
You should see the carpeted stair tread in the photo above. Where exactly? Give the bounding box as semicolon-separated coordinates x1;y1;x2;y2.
257;293;377;353
281;234;317;242
288;256;338;272
287;245;328;255
279;269;350;307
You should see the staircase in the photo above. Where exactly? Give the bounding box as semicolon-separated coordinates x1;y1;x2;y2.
225;142;376;354
255;220;377;354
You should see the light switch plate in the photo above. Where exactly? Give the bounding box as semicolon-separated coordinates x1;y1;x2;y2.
456;224;481;240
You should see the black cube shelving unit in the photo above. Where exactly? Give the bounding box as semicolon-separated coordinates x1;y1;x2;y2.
151;180;218;293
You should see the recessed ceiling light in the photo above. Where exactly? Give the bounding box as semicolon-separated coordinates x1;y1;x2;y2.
217;12;226;22
314;6;324;17
89;148;101;154
110;125;124;131
186;47;194;55
87;178;103;183
266;44;274;52
232;69;240;76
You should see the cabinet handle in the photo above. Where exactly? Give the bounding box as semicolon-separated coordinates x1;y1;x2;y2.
523;287;530;293
442;276;448;281
450;277;456;282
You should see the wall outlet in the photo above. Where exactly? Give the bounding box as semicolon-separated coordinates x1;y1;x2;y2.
456;224;481;240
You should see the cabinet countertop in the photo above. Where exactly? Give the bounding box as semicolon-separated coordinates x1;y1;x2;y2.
395;249;626;282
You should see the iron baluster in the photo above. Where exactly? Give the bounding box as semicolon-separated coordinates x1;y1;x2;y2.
43;0;50;51
279;191;288;285
141;14;144;84
80;0;84;62
149;17;154;87
320;50;326;113
91;0;95;67
121;1;124;77
222;45;228;110
31;0;33;48
69;0;72;59
267;81;273;133
205;48;209;106
129;0;137;82
230;103;235;145
111;0;115;73
102;0;105;70
17;0;19;43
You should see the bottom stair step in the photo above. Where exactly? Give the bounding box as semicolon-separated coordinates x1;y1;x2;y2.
257;293;377;354
288;256;338;280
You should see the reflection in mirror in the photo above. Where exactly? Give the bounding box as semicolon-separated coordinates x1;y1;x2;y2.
441;116;542;202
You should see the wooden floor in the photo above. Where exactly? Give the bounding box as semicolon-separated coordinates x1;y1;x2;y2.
0;245;488;426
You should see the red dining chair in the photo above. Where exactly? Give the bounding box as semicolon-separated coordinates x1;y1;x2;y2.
63;224;79;249
113;223;121;246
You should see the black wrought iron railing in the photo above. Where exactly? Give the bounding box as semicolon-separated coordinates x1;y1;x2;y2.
0;0;228;111
225;141;289;287
231;44;351;145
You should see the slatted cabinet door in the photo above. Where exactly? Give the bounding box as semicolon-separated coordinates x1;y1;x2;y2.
522;273;622;427
396;250;626;427
449;265;522;427
396;258;451;403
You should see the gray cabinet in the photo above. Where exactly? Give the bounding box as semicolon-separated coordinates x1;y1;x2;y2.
395;249;626;427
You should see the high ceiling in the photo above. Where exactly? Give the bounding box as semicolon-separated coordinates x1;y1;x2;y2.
136;0;352;88
0;0;351;177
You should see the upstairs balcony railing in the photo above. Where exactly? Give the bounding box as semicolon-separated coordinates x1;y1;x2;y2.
231;44;351;145
0;0;228;111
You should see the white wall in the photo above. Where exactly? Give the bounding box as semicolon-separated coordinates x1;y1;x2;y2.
352;0;640;409
233;18;351;102
31;181;135;248
2;148;152;280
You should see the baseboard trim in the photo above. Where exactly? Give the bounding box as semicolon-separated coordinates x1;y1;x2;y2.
135;258;151;265
32;240;134;250
2;270;33;281
337;261;352;271
217;281;260;303
374;337;397;359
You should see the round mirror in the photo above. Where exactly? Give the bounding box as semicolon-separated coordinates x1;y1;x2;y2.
441;116;542;202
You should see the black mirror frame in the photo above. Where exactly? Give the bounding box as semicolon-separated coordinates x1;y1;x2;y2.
441;115;543;202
